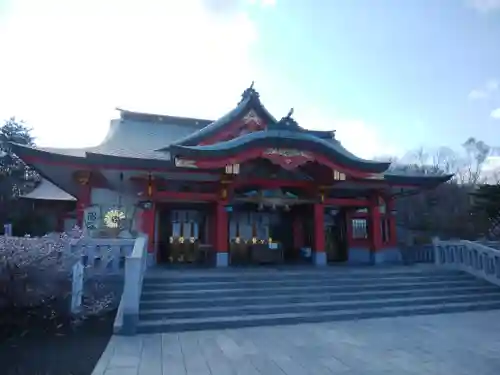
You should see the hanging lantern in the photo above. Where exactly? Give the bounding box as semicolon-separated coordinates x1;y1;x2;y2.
147;173;153;197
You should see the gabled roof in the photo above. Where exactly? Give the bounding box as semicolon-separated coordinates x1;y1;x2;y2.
173;83;336;146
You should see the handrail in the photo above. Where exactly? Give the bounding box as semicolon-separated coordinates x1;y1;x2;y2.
114;234;148;335
432;238;500;287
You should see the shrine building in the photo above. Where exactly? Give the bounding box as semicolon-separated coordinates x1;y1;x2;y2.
10;84;452;267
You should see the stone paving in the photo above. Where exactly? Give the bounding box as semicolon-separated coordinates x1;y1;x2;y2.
92;310;500;375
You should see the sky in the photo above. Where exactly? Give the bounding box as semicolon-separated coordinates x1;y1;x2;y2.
0;0;499;161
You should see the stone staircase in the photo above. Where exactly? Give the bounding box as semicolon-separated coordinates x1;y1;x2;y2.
137;266;500;334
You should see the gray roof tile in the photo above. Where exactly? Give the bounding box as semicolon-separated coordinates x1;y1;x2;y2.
21;179;76;201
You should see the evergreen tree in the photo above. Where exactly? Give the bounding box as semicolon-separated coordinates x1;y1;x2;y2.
0;117;38;201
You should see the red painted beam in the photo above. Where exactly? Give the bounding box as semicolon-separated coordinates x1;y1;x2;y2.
154;191;218;201
324;198;369;207
233;178;312;189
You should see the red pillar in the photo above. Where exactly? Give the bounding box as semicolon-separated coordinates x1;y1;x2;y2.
214;202;229;266
369;194;382;252
141;204;156;253
313;203;326;265
76;183;91;228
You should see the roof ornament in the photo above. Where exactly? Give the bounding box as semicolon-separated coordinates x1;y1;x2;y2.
239;81;260;103
278;107;299;129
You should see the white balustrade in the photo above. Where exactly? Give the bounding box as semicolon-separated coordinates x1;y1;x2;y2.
432;238;500;287
403;244;435;264
118;234;149;334
69;238;135;274
69;236;145;321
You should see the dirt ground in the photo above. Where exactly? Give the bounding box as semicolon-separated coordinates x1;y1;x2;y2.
0;300;115;375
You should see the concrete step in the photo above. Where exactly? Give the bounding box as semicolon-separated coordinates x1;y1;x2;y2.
140;285;499;309
143;267;464;284
141;279;487;300
137;268;500;333
137;300;500;334
139;292;500;320
142;273;475;291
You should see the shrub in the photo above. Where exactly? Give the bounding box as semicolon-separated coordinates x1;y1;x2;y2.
0;227;121;322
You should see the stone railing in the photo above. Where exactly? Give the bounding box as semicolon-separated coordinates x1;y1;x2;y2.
474;241;500;250
69;238;135;274
113;234;149;335
401;244;435;264
433;239;500;287
69;237;136;313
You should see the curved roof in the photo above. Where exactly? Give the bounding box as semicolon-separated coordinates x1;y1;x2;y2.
168;129;391;173
12;85;336;162
382;172;454;186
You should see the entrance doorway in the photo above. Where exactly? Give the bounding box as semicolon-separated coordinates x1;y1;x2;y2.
325;208;348;263
156;204;210;265
228;205;301;265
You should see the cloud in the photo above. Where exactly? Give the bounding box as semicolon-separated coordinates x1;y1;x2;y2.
294;108;401;159
248;0;276;7
0;0;261;148
486;79;500;91
468;89;489;100
468;79;499;100
491;108;500;119
466;0;500;12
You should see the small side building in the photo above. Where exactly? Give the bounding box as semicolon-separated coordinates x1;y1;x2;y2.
20;179;77;233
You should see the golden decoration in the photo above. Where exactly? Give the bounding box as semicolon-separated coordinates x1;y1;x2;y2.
103;209;126;229
221;188;227;199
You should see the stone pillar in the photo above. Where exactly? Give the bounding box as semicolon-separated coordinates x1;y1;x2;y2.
313;203;327;266
215;202;229;267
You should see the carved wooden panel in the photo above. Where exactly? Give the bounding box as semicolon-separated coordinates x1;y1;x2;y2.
261;148;315;170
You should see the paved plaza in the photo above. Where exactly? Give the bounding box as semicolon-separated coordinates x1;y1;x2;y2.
92;310;500;375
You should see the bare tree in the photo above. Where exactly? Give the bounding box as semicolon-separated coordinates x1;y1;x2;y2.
387;139;492;239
